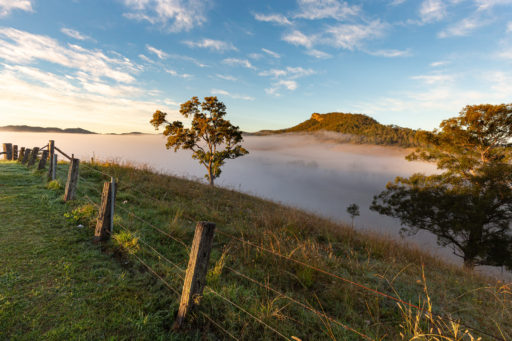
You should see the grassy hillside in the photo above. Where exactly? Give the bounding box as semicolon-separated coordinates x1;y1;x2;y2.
0;160;510;340
260;112;426;147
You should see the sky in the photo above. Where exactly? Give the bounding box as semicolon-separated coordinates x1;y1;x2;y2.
0;0;511;134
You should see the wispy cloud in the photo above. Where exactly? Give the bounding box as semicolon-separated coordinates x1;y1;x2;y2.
325;20;387;50
430;60;449;67
265;80;298;96
368;48;411;57
0;28;138;83
122;0;207;32
390;0;407;6
215;74;237;81
261;48;280;58
165;69;191;78
211;88;254;100
61;28;94;41
139;54;155;63
183;38;237;52
419;0;446;23
306;49;332;59
294;0;360;21
282;30;316;49
411;73;455;84
475;0;512;11
259;66;315;79
438;17;484;38
253;13;291;25
0;0;33;16
146;44;168;59
507;21;512;32
222;58;255;69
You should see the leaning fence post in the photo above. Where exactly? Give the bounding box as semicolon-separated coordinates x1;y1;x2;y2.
21;148;31;164
2;143;12;160
13;145;18;160
18;147;25;162
47;140;55;180
64;157;80;201
27;147;40;167
38;150;49;170
175;222;216;328
94;178;117;241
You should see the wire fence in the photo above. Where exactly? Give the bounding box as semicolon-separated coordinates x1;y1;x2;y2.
2;139;506;341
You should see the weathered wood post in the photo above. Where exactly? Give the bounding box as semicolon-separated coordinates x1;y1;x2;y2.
18;147;25;162
64;157;80;201
2;143;12;160
13;145;18;160
51;154;57;180
27;147;40;167
21;148;31;164
38;150;49;170
94;178;117;241
47;140;55;180
175;222;216;327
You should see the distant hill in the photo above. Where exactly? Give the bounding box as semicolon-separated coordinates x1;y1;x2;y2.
0;125;146;135
257;112;427;148
0;125;96;134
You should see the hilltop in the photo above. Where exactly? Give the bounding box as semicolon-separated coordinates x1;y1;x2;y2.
0;160;509;340
256;112;427;148
0;125;145;135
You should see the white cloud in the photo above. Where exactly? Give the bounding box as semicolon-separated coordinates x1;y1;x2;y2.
165;68;191;78
0;64;175;133
183;38;237;52
261;48;280;58
139;54;155;63
430;60;449;67
411;73;455;84
475;0;512;11
497;47;512;59
259;66;315;79
265;79;298;95
306;49;332;59
507;21;512;33
325;20;387;50
222;58;255;69
390;0;407;5
253;13;291;25
0;0;32;16
122;0;207;32
216;74;237;81
146;44;168;59
368;49;412;57
282;30;315;49
295;0;360;21
0;28;137;83
438;17;483;38
61;28;93;41
211;88;254;101
419;0;446;23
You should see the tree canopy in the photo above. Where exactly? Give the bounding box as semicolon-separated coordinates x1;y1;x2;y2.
371;104;512;269
150;96;248;186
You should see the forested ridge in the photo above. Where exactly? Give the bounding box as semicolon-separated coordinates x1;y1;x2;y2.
261;112;427;147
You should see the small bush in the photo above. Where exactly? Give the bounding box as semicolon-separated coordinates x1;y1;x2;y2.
113;231;140;255
64;204;96;227
47;179;62;191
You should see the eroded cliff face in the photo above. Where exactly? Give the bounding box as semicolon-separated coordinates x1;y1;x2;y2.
311;113;324;122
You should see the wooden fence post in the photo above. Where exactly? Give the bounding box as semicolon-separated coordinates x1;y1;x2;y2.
38;150;49;170
27;147;40;167
2;143;12;160
18;147;25;163
94;178;117;241
47;140;55;180
21;148;31;164
64;158;80;201
51;154;57;180
13;145;18;160
175;222;216;328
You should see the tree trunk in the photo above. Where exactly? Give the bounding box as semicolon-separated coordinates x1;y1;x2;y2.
207;166;214;186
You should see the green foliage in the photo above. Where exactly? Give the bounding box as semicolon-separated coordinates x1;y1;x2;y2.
113;231;140;255
372;104;512;270
150;96;248;186
347;203;360;228
47;179;62;190
64;204;96;226
277;112;426;147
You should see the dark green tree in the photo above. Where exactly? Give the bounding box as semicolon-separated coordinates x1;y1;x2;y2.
150;96;248;186
346;203;360;228
371;104;512;270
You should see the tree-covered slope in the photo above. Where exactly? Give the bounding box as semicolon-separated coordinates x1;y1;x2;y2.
266;112;427;147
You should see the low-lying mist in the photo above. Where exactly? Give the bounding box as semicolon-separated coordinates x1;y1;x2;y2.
1;131;489;271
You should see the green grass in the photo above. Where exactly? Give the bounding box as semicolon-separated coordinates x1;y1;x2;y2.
1;160;511;340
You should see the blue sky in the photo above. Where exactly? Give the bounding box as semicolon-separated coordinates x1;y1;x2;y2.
0;0;511;133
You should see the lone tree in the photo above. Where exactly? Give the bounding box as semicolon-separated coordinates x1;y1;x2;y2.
371;104;512;270
346;203;360;228
150;96;248;186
